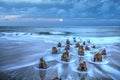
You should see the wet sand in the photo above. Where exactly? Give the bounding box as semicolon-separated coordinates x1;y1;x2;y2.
0;38;120;80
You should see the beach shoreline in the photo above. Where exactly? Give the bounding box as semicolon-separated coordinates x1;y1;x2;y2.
0;26;120;80
0;35;120;80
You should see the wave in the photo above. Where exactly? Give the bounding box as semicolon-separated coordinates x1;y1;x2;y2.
0;30;120;36
0;31;74;36
0;32;120;44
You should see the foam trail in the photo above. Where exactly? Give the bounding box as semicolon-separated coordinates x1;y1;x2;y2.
0;51;49;71
57;63;62;78
94;66;109;78
5;61;38;71
100;65;120;80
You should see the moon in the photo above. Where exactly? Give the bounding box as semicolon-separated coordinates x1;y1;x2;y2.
59;18;63;22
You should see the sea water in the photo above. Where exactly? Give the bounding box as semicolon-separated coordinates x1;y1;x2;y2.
0;26;120;80
0;26;120;43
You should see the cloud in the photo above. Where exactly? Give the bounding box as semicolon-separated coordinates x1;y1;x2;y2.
57;9;67;17
0;0;67;4
0;0;120;19
0;15;21;21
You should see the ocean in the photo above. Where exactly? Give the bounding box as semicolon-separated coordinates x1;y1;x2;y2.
0;26;120;80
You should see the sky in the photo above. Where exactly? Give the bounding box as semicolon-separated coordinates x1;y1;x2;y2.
0;0;120;26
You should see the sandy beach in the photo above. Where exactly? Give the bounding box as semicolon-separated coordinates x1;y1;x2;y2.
0;33;120;80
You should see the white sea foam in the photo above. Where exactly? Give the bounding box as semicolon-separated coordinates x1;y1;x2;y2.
49;31;65;35
0;32;120;44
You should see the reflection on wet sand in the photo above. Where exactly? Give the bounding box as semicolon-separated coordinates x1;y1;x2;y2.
39;70;46;80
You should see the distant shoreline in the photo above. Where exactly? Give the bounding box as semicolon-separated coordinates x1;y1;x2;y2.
0;26;120;28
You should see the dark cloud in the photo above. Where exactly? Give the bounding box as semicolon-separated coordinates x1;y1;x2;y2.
0;0;120;19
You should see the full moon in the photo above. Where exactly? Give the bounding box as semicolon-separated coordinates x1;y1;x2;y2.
59;18;63;22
